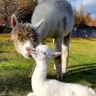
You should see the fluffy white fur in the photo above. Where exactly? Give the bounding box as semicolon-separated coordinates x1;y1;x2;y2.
27;45;96;96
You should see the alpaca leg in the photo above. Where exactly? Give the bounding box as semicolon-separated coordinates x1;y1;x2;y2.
62;33;71;74
53;39;56;71
27;92;35;96
53;37;62;80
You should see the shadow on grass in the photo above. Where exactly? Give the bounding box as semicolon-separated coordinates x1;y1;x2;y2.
47;63;96;84
0;73;32;93
63;63;96;83
0;51;11;53
0;57;9;62
0;63;96;95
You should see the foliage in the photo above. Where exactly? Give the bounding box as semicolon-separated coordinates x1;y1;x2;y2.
0;0;37;26
0;0;18;26
74;5;96;27
15;0;37;22
74;5;86;27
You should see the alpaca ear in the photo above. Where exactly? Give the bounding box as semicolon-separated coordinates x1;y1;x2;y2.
49;52;62;58
11;14;18;28
26;19;44;31
33;19;44;29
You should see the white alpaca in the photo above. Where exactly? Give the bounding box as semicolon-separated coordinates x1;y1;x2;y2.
27;45;96;96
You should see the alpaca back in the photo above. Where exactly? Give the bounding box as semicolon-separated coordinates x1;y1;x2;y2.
40;80;96;96
32;0;74;36
67;83;96;96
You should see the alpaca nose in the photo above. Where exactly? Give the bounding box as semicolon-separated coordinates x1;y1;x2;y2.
26;47;31;52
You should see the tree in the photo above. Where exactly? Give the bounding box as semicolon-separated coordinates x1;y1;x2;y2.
74;5;86;27
0;0;18;26
15;0;37;22
74;4;96;27
85;13;92;25
0;0;37;26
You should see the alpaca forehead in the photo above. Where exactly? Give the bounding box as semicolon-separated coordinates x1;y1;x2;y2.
12;27;28;38
11;25;38;43
13;25;32;34
37;45;52;53
11;29;29;42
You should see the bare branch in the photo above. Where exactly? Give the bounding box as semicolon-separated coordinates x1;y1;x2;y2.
0;0;37;26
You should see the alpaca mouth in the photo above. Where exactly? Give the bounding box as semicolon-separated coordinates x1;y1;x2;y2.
26;54;32;58
30;48;36;55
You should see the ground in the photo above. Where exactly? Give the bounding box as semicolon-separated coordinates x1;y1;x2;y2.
0;34;96;96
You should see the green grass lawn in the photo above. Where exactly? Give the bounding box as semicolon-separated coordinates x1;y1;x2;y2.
0;34;96;96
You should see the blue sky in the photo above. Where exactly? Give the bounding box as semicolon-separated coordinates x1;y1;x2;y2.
68;0;96;19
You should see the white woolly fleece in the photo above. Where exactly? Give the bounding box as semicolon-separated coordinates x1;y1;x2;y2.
27;45;96;96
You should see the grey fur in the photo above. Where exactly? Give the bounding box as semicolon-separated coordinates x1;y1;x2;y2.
11;0;74;79
31;0;74;78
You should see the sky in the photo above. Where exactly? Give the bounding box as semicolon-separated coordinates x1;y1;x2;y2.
67;0;96;19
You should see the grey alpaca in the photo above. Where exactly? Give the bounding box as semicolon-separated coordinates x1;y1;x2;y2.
11;0;74;79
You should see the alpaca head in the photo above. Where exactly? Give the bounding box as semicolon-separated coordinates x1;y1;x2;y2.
11;14;44;58
30;45;61;61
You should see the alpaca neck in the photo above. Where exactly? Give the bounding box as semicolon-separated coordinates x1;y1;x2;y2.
38;32;46;44
32;60;50;83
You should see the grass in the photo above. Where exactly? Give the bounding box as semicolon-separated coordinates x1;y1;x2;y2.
0;34;96;95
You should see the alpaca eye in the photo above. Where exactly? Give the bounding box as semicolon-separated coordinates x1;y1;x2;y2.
44;52;46;55
21;40;26;45
41;51;46;55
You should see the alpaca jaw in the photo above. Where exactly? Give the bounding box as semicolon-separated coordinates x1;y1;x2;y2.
14;40;33;58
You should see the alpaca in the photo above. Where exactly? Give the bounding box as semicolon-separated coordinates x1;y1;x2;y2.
11;0;74;79
27;45;96;96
